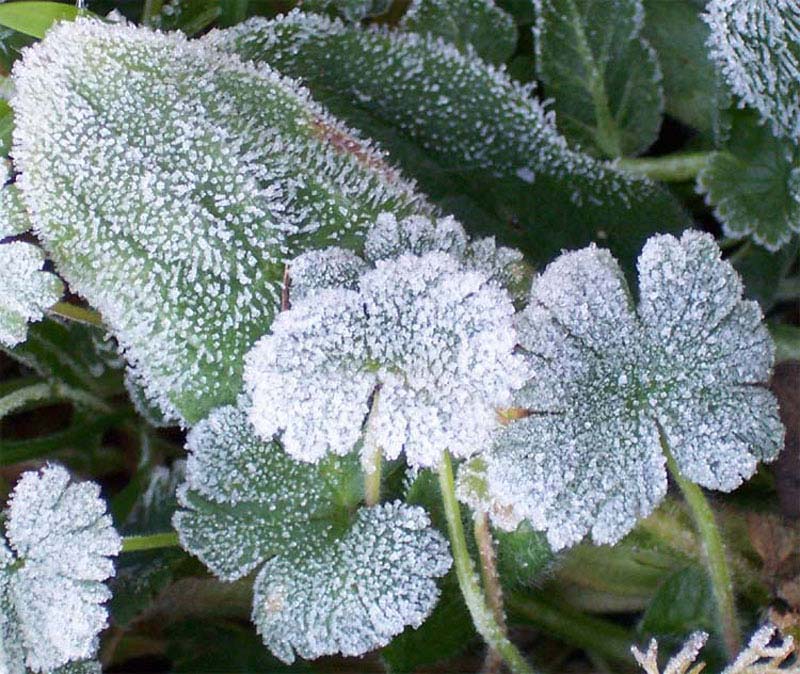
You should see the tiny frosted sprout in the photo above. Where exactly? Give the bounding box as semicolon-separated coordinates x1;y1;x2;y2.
253;501;451;663
632;631;708;674
173;403;450;662
468;231;784;550
704;0;800;142
0;185;63;348
11;19;428;425
244;214;527;469
0;465;122;673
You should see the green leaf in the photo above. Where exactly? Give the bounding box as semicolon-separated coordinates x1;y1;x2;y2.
705;0;800;142
697;110;800;251
11;19;428;424
731;237;800;311
472;232;783;550
207;11;689;273
218;0;247;27
4;318;124;397
174;403;450;663
381;570;475;674
302;0;391;21
642;0;727;138
0;465;121;673
770;323;800;363
0;2;78;39
495;521;554;588
534;0;663;158
400;0;516;65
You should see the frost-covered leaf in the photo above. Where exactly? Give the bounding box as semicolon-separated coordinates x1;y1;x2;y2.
704;0;800;142
302;0;392;22
0;465;121;673
697;110;800;251
4;318;124;398
174;402;362;582
11;19;428;425
49;661;103;674
288;247;367;302
245;216;526;469
206;11;689;271
642;0;728;138
253;501;451;664
534;0;663;157
470;231;783;550
400;0;516;65
0;241;63;348
174;404;450;663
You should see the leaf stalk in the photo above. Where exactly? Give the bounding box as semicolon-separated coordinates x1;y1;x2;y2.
437;450;535;674
662;436;741;657
617;151;713;182
121;531;180;553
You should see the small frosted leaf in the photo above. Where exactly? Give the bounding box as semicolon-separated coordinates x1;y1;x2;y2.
0;549;25;674
697;110;800;251
252;501;450;664
0;185;33;239
11;18;427;424
2;465;121;673
476;231;783;550
400;0;516;64
174;402;361;581
245;241;526;469
364;213;468;263
50;662;103;674
0;242;63;348
302;0;391;22
288;247;367;302
705;0;800;141
534;0;664;157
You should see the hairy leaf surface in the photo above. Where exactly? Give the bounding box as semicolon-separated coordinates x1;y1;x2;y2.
697;110;800;251
11;18;428;424
467;232;783;550
400;0;516;65
534;0;663;157
206;11;689;271
0;465;121;673
705;0;800;141
173;403;450;663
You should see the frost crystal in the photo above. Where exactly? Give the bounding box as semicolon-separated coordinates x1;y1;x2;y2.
11;18;428;424
245;214;526;469
174;403;450;662
0;465;121;673
705;0;800;141
253;501;451;663
471;231;783;550
0;241;63;348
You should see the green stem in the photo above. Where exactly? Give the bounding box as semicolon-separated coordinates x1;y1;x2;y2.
437;451;535;674
662;438;740;657
616;151;712;182
121;531;180;553
474;513;507;673
0;381;112;420
49;301;104;328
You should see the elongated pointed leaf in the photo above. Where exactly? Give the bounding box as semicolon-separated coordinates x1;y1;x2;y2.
206;11;689;272
11;19;428;424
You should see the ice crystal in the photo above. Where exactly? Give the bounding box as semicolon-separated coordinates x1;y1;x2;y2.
11;18;428;424
0;241;63;348
174;403;450;662
245;215;526;469
633;626;800;674
206;11;679;217
632;631;708;674
470;231;783;550
705;0;800;141
253;501;451;663
0;465;121;673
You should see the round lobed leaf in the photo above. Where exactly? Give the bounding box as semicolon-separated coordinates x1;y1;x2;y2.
469;231;784;550
252;501;451;664
1;465;121;673
245;215;527;469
